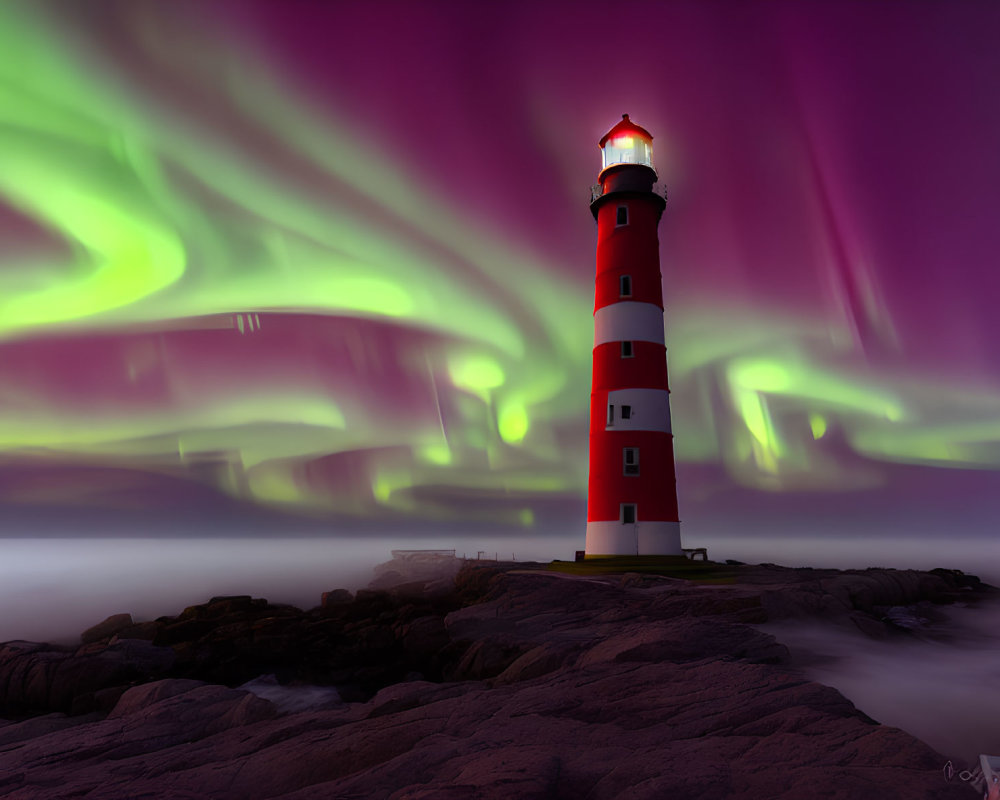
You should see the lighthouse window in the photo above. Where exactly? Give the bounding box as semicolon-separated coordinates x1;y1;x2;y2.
620;275;632;297
623;447;639;476
607;404;615;426
616;206;629;226
621;341;633;358
621;405;632;420
621;504;636;525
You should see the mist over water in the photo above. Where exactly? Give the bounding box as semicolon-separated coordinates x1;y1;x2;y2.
758;603;1000;762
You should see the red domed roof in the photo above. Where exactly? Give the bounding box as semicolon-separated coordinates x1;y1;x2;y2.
599;114;653;148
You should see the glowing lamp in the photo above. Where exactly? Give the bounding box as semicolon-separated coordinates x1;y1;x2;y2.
599;114;654;173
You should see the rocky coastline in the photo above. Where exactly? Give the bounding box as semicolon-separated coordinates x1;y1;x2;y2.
0;556;994;798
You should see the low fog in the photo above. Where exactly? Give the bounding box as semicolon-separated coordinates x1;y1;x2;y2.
758;602;1000;762
1;531;998;644
0;534;581;644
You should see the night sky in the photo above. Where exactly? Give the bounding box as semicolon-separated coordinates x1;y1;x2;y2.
3;0;1000;543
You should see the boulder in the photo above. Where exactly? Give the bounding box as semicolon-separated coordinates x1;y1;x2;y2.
450;639;528;680
114;621;158;640
493;642;573;685
80;613;133;644
321;589;353;608
108;678;206;718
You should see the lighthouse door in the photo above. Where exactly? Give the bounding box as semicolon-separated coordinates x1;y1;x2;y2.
622;503;639;555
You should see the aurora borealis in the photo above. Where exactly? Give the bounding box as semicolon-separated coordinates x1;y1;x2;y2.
3;0;1000;540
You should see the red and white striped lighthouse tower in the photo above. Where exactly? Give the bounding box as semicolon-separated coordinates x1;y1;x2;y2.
585;114;682;557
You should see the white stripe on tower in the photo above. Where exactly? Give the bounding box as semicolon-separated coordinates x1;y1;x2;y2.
586;521;682;556
605;388;672;433
593;302;665;346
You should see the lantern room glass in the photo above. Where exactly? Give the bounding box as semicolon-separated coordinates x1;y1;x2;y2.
601;133;653;171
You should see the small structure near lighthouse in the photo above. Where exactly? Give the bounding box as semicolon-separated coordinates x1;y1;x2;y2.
585;114;682;557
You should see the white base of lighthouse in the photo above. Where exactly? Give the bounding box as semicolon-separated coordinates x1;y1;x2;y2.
585;520;682;557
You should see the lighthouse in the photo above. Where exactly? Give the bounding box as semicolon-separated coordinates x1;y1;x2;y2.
585;114;682;557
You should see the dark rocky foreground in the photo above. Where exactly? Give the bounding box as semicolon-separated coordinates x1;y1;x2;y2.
0;558;993;799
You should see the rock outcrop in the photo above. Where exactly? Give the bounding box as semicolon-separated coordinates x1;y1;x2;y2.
80;612;134;644
0;561;991;798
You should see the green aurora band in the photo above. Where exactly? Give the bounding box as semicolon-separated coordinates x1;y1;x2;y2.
2;4;1000;526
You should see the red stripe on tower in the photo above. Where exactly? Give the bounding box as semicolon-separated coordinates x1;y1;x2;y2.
585;114;682;557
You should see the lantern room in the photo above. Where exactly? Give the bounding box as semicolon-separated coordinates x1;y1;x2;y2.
599;114;654;174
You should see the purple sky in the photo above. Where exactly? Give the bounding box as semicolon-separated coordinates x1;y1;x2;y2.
2;0;1000;543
